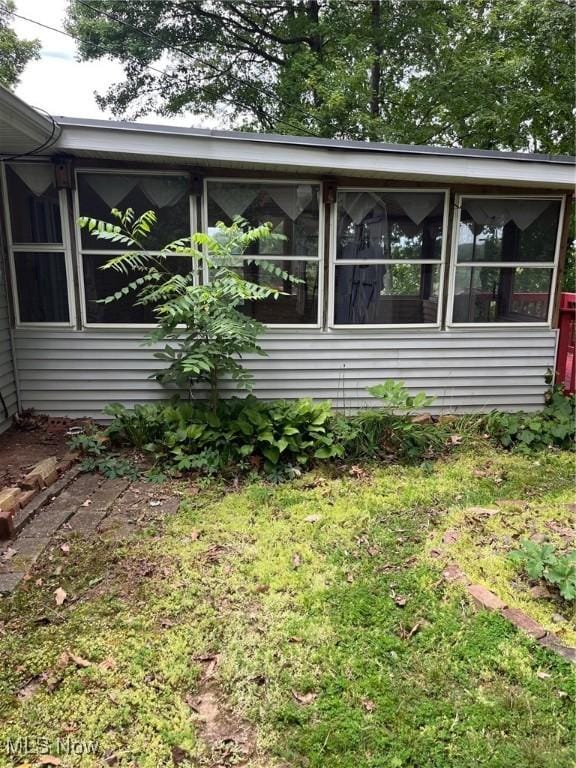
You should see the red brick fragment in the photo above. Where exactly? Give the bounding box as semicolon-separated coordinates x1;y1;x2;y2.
501;608;546;639
16;489;37;508
467;583;507;611
0;508;15;539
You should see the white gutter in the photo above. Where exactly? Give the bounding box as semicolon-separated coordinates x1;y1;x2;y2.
54;123;576;189
0;85;55;152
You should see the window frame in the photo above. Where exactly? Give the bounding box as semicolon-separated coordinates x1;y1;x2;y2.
74;167;197;329
446;193;566;328
1;162;76;329
328;186;449;330
203;177;324;329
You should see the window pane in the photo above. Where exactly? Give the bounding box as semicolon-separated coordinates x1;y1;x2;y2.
452;267;552;323
207;182;320;258
230;260;318;324
14;252;69;323
78;174;190;251
6;164;62;244
336;190;444;261
83;254;194;324
458;199;560;263
334;263;440;325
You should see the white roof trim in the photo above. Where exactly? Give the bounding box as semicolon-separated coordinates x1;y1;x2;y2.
54;122;576;189
0;85;55;153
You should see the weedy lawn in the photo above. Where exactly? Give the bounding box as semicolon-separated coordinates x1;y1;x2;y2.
0;446;574;767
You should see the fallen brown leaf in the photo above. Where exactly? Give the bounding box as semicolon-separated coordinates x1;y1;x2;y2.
60;543;70;554
98;657;117;672
292;553;301;569
361;698;376;712
189;530;200;541
393;595;408;607
304;514;321;523
292;690;317;705
69;652;92;668
54;587;67;606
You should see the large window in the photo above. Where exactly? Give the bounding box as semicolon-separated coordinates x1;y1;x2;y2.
4;163;71;324
206;180;321;325
450;196;562;324
332;189;446;326
77;171;191;324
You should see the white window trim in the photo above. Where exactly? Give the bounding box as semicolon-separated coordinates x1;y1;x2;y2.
74;167;197;329
446;193;566;329
203;177;324;329
1;162;76;329
328;187;449;330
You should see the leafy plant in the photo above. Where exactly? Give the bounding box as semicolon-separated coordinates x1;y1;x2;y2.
105;397;343;476
68;431;139;481
342;380;443;461
367;380;436;415
486;387;575;453
78;209;296;407
510;539;576;601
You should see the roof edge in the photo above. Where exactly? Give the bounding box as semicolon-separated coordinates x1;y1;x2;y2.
54;115;576;165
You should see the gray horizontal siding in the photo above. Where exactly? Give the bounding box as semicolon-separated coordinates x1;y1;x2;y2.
0;261;17;432
13;327;557;419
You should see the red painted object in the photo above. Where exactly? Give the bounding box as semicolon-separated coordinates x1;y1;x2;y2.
556;293;576;394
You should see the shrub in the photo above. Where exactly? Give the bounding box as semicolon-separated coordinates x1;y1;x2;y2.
510;539;576;601
105;397;342;475
78;209;296;407
486;386;575;452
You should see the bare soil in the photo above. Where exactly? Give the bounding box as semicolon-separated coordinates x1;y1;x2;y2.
0;424;70;487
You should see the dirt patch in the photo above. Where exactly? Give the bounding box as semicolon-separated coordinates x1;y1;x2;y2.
187;662;257;767
0;424;70;487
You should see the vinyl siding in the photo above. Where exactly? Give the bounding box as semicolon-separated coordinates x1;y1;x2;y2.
13;327;557;418
0;260;17;432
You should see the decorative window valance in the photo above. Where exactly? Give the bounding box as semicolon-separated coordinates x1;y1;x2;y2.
84;174;188;210
464;199;553;232
340;191;442;226
11;163;54;197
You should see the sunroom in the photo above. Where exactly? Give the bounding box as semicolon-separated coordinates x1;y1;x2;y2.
0;89;573;425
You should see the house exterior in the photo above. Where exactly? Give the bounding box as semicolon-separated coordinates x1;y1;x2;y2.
0;86;574;429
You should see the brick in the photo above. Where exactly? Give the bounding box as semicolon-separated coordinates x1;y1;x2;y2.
0;487;22;514
0;509;15;540
467;584;507;611
501;608;547;639
22;457;58;490
16;489;38;509
539;634;576;664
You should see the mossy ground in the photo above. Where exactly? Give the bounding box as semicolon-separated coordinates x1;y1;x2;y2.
0;445;574;767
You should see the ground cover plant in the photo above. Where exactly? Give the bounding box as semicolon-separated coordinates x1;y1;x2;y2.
0;446;574;768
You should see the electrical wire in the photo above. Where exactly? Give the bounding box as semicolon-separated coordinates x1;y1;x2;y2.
1;104;61;161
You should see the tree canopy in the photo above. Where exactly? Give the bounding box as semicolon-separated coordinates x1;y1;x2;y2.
66;0;575;154
0;0;40;89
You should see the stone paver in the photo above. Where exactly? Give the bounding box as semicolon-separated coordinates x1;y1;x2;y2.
67;478;129;535
0;473;181;595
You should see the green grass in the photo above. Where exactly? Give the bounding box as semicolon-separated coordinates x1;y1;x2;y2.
0;445;574;767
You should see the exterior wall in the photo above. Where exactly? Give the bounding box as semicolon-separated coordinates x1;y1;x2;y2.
13;327;557;418
0;259;17;431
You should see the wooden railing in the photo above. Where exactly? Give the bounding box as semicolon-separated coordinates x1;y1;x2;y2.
556;293;576;394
